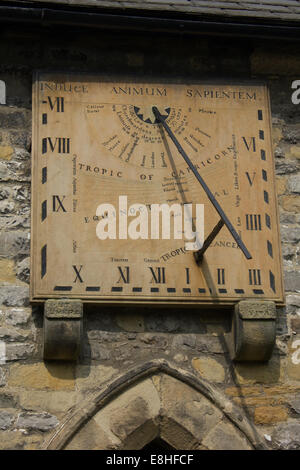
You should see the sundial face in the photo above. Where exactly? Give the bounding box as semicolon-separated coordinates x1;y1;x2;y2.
31;73;284;305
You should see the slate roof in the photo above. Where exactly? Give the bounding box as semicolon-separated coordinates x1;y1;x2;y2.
6;0;300;22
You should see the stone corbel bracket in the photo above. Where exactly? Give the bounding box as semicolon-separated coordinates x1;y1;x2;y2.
226;300;277;362
43;299;83;361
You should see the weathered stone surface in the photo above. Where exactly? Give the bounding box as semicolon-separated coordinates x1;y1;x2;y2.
0;367;6;387
0;326;29;342
0;411;14;430
276;177;286;195
273;421;300;450
280;212;295;224
288;175;300;194
287;294;300;308
76;364;117;392
0;285;29;306
172;334;196;349
254;406;288;425
5;343;34;361
0;392;17;408
202;420;252;450
0;259;16;283
93;378;160;449
0;430;32;450
8;363;75;390
289;397;300;415
280;226;300;243
65;418;116;450
110;396;150;440
18;390;78;414
0;201;15;214
276;160;299;175
0;230;30;258
225;386;262;397
115;313;144;332
16;257;30;283
283;124;300;144
0;146;13;160
3;307;31;326
196;335;226;354
16;412;58;432
291;318;300;333
281;195;300;213
234;355;283;384
160;375;223;445
237;300;276;320
0;215;30;230
192;357;225;383
284;271;300;292
287;145;300;160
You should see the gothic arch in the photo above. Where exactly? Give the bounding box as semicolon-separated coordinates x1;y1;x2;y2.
42;359;268;450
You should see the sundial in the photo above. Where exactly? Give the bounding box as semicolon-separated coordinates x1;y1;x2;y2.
30;73;284;306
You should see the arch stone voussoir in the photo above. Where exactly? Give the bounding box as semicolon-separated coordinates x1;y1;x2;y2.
42;359;269;450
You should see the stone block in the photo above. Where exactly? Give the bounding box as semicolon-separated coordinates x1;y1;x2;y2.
202;420;252;450
115;313;144;332
0;259;16;283
0;230;30;258
192;357;225;383
18;390;78;414
254;406;288;425
276;177;286;195
0;285;29;306
284;271;300;292
0;367;6;387
8;362;76;390
0;392;17;408
273;421;300;450
5;342;34;361
16;412;59;432
0;201;15;214
3;307;31;325
0;411;14;430
160;375;223;444
65;418;116;450
0;326;29;342
280;227;300;243
75;364;117;392
16;257;30;283
0;146;13;160
288;175;300;194
281;196;300;213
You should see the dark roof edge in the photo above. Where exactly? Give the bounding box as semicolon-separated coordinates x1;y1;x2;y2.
1;2;300;40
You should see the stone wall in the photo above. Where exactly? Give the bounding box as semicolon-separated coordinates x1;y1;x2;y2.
0;26;299;449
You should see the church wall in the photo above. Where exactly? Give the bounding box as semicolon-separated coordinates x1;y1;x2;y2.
0;26;299;449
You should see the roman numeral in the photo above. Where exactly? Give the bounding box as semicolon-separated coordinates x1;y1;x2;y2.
45;96;65;112
245;171;256;186
217;268;225;285
149;267;166;284
42;137;70;154
242;136;256;152
73;265;83;283
52;195;67;212
246;214;261;230
117;266;130;284
249;269;261;285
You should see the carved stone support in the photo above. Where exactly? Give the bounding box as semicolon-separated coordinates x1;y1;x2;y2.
43;299;83;361
226;300;277;362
